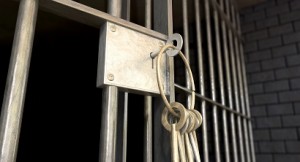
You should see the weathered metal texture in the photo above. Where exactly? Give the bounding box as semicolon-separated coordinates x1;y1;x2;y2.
204;0;221;161
194;0;209;160
98;1;121;162
213;1;231;161
228;3;245;161
0;0;38;161
222;0;238;161
144;0;153;161
97;22;168;95
99;86;119;162
236;6;256;162
153;0;174;161
39;0;167;41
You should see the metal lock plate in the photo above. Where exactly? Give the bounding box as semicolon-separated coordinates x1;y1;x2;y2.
97;22;169;95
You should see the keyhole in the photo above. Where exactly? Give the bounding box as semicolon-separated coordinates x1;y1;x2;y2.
173;40;177;47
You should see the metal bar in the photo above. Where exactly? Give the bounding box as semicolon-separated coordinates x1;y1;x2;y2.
153;0;174;100
225;0;232;25
174;84;250;119
121;0;131;20
126;0;131;19
167;0;175;104
144;96;152;162
231;4;251;162
204;0;221;160
229;3;236;32
153;0;173;161
122;3;130;161
0;0;38;161
39;0;167;41
144;1;152;161
182;0;191;98
122;92;128;162
221;0;238;161
194;0;209;161
229;34;245;162
108;0;121;17
213;1;230;161
235;29;251;162
228;4;245;162
232;9;251;162
99;1;121;162
145;0;152;29
241;39;256;162
236;9;256;162
210;0;243;42
154;0;173;36
99;86;118;162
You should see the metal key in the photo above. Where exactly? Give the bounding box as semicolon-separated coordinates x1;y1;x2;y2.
178;132;187;162
171;124;179;162
189;133;201;162
185;133;194;162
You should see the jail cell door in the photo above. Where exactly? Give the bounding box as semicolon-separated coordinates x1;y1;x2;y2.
0;0;255;162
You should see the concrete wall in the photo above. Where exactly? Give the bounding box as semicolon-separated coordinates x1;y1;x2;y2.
240;0;300;161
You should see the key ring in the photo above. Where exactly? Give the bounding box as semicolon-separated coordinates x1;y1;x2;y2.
156;44;196;117
161;102;188;131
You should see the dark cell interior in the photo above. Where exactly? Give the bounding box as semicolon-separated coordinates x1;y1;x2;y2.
16;11;103;162
0;2;147;161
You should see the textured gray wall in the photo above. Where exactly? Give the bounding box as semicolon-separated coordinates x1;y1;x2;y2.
240;0;300;161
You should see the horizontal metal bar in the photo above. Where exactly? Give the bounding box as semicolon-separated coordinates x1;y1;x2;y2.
174;83;250;119
209;0;243;42
39;0;167;41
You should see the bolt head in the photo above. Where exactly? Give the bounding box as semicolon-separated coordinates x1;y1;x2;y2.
107;73;114;81
159;42;164;47
110;24;116;32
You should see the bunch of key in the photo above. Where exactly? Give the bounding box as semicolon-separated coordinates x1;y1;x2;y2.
161;102;202;162
154;41;202;162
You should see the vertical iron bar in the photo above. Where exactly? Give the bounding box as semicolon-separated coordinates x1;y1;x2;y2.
168;1;175;103
204;0;221;161
234;27;250;162
108;0;122;18
121;2;130;161
153;0;175;109
0;0;38;161
153;0;174;161
228;3;245;162
144;0;152;162
183;2;200;161
100;86;118;162
221;0;238;161
241;41;256;162
213;0;230;161
194;0;209;161
225;1;239;162
144;1;153;161
99;1;121;162
144;96;152;162
182;0;191;97
236;9;256;162
145;0;152;29
122;92;128;162
231;5;250;162
126;0;131;20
